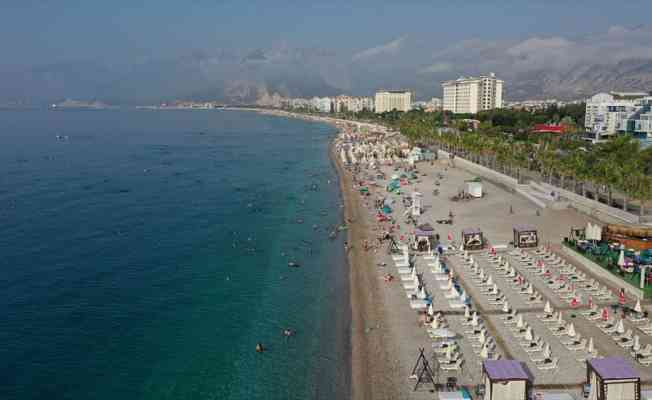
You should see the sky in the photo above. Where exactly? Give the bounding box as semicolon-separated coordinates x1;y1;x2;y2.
2;0;652;103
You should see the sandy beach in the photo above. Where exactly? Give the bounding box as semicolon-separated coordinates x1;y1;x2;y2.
255;108;652;399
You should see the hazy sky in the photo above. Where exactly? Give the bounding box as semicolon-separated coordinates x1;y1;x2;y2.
2;1;652;103
3;0;651;65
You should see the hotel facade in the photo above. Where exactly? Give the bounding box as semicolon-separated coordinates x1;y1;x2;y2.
374;90;413;113
442;73;504;114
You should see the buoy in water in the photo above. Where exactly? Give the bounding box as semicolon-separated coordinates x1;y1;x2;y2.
256;343;264;353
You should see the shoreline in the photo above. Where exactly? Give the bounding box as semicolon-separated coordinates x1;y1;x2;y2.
255;108;399;399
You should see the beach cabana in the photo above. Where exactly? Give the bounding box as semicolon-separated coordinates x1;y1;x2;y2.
462;228;484;251
586;357;640;400
482;359;532;400
415;223;437;252
513;225;539;248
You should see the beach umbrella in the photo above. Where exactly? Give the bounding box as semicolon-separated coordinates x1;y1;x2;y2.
430;318;440;330
602;307;609;321
459;243;464;252
479;269;486;280
502;301;510;313
634;298;642;314
525;326;534;342
557;311;563;325
480;343;490;359
633;335;641;352
616;319;625;335
544;301;553;314
618;249;625;268
486;276;494;286
464;250;469;259
478;329;486;344
499;256;503;264
428;303;434;317
472;312;479;327
543;344;551;359
460;292;468;303
464;305;471;319
418;287;427;299
469;256;475;265
588;337;594;353
493;283;499;293
516;314;524;329
568;323;576;337
413;276;420;287
527;284;535;295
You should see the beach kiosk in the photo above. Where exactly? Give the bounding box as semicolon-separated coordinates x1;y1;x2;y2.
414;223;436;252
586;357;640;400
462;228;484;251
482;359;532;400
513;225;539;248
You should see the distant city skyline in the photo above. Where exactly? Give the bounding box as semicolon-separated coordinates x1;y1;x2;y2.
2;1;652;104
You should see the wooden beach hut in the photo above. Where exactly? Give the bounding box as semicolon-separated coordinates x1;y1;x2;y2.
586;357;640;400
513;225;539;248
462;228;484;251
482;359;532;400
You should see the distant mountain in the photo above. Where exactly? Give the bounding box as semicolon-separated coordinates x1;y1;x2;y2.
509;59;652;99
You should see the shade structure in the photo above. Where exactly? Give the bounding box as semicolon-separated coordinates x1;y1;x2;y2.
464;305;471;319
635;298;642;314
557;311;563;324
616;319;625;335
544;301;553;314
516;315;524;329
478;329;487;345
524;327;533;342
588;357;640;380
483;359;530;380
428;303;434;316
480;343;489;359
472;312;479;327
568;323;576;337
502;301;510;313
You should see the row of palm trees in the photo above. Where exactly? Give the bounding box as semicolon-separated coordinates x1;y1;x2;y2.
428;129;652;217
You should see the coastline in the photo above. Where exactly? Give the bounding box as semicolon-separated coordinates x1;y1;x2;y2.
252;108;399;399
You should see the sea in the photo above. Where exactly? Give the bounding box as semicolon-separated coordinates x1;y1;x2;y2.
0;109;349;400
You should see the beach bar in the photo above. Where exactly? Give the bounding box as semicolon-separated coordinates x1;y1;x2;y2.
513;225;539;248
482;359;532;400
462;228;484;251
586;357;640;400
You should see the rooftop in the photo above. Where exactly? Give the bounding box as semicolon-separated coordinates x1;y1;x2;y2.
588;357;639;380
483;360;532;381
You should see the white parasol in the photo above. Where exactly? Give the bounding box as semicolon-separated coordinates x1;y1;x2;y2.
544;301;553;314
516;314;524;329
464;305;471;319
616;319;625;335
502;301;510;313
480;343;489;359
568;323;576;337
588;337;594;353
472;312;479;327
493;283;499;293
486;276;494;286
527;284;535;295
557;311;563;325
478;329;486;344
634;298;642;314
633;335;641;351
618;249;625;267
525;326;534;342
428;303;434;317
418;287;427;299
431;318;440;330
543;343;551;359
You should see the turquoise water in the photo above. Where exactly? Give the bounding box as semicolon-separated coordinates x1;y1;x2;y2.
0;110;349;399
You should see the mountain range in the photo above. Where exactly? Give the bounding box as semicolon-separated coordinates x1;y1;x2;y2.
2;26;652;106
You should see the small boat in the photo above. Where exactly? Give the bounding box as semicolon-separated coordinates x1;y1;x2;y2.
288;261;300;268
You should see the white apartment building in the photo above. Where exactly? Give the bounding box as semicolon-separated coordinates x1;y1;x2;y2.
584;92;648;139
442;73;503;114
374;90;413;113
333;95;374;113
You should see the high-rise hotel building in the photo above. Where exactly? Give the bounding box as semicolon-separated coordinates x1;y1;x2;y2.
442;73;503;114
374;90;413;113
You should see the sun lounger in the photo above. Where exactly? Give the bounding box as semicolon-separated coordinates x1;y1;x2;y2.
440;358;464;371
538;358;559;370
567;339;587;351
629;313;649;324
637;356;652;366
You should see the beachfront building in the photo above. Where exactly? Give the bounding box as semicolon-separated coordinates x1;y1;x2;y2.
616;97;652;148
374;90;413;113
442;73;503;114
333;96;374;113
586;357;640;400
584;92;648;141
482;360;532;400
